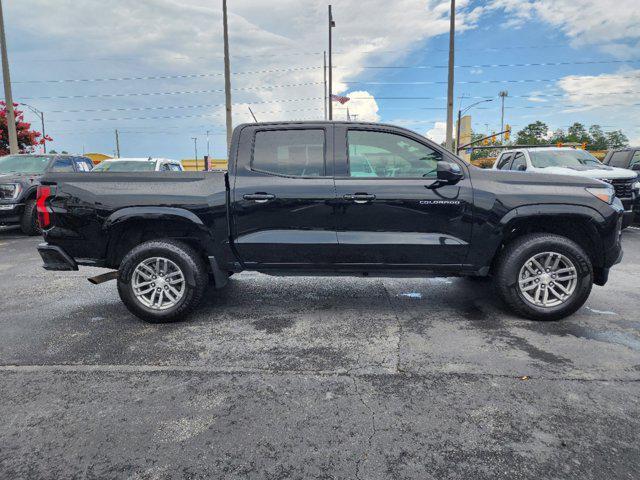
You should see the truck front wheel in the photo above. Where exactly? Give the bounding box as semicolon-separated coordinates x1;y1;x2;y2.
117;239;208;323
495;233;593;321
20;198;41;236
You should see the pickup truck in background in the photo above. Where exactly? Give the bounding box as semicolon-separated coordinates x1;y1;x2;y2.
493;147;638;228
37;122;624;323
0;153;94;234
602;147;640;222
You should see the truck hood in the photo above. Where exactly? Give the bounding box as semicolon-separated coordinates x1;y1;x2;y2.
533;165;637;180
0;172;42;184
478;168;608;188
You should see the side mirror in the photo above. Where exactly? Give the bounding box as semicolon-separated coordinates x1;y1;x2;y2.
631;163;640;171
429;161;463;189
437;161;463;183
516;164;527;171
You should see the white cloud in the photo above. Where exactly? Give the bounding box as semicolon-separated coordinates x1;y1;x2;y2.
425;121;447;144
333;91;380;122
488;0;640;57
6;0;487;130
557;69;640;112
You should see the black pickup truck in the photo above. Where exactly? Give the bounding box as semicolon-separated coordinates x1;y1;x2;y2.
37;122;624;322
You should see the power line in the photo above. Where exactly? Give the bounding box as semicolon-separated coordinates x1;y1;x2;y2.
49;96;323;114
344;74;640;86
352;59;640;70
12;66;322;85
18;81;324;100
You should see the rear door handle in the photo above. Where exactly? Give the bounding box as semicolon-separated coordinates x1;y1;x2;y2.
343;193;376;204
243;193;275;203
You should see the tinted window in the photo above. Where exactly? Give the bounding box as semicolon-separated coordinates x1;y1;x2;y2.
609;151;630;168
50;158;75;172
497;153;513;170
168;163;183;171
0;155;50;174
252;129;325;177
511;153;527;171
347;130;443;178
529;149;601;168
630;151;640;169
74;157;93;172
92;161;156;172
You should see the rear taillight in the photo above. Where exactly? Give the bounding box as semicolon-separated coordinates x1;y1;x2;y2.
36;186;52;229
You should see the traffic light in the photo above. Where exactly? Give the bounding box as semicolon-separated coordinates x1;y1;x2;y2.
581;142;587;150
482;137;489;146
504;124;511;141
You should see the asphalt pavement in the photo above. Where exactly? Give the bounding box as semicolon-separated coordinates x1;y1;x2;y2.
1;227;639;479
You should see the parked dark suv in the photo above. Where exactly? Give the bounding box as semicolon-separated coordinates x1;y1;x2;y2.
602;147;640;222
0;153;94;234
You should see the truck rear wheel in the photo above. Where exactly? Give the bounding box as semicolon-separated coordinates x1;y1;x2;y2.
117;239;208;323
495;233;593;321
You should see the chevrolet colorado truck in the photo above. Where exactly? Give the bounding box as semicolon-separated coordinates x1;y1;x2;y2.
36;122;624;323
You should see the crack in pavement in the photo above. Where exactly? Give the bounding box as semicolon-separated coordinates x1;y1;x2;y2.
351;375;377;480
1;364;639;383
381;281;404;374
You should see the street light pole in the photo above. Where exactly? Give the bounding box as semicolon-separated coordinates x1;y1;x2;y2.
328;5;335;120
0;0;18;154
456;98;494;153
444;0;456;152
499;90;508;142
22;103;47;153
192;137;198;171
222;0;233;153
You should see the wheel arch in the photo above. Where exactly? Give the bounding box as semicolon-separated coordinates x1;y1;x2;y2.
491;205;606;271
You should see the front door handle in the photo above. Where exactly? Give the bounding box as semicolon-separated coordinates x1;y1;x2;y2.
343;193;376;204
243;193;275;203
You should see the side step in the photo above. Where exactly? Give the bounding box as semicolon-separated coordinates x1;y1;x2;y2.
87;271;118;285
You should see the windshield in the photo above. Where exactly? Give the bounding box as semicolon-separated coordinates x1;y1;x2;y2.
92;160;156;172
529;150;602;168
0;155;50;174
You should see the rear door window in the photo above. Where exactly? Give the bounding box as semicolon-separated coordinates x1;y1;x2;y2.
608;151;630;168
252;129;325;177
496;153;513;170
50;158;75;172
510;153;527;171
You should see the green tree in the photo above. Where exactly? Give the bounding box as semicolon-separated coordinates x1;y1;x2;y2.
588;125;608;150
549;128;566;144
516;121;549;145
566;122;590;144
606;130;629;149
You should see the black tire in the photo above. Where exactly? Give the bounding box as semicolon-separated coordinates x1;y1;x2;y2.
20;198;41;236
494;233;593;321
117;239;208;323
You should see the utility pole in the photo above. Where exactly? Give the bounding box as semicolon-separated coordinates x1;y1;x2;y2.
328;5;335;120
206;130;210;158
222;0;233;153
192;137;198;171
499;90;508;142
114;129;120;157
444;0;455;152
323;51;327;120
0;0;18;154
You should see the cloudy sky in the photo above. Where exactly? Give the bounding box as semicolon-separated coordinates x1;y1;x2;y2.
5;0;640;159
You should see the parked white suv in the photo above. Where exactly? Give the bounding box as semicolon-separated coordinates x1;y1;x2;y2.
92;157;184;172
492;147;637;227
